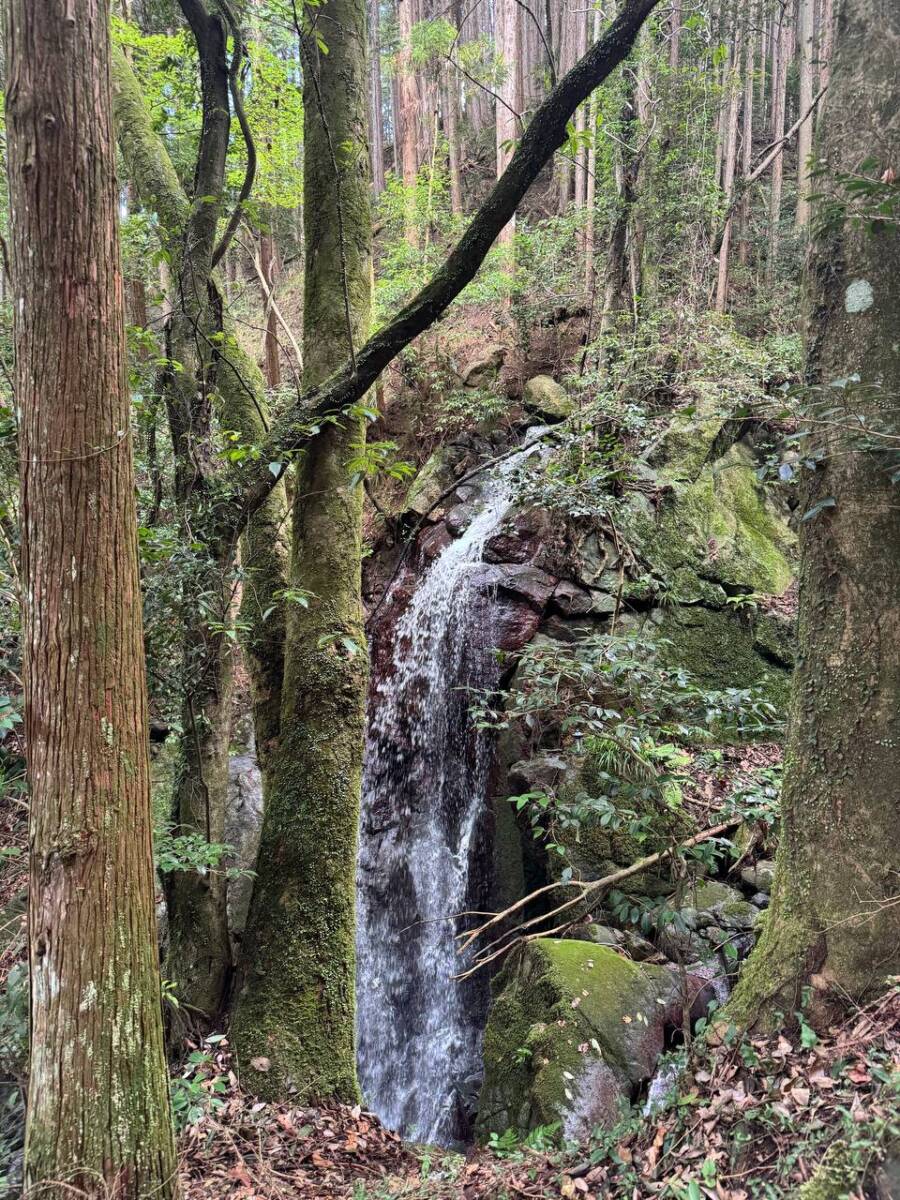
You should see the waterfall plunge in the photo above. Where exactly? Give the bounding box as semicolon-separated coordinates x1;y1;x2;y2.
357;443;540;1146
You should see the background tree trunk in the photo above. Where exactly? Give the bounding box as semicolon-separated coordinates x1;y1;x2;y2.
495;0;522;245
233;0;373;1102
728;0;900;1028
6;0;179;1192
795;0;815;228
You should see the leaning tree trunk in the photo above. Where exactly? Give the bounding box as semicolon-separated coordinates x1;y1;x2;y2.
233;0;373;1102
728;0;900;1028
6;0;179;1194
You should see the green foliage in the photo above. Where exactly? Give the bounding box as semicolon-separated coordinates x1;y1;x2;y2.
170;1034;231;1130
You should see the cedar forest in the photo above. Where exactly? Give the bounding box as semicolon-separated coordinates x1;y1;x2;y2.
0;0;897;1197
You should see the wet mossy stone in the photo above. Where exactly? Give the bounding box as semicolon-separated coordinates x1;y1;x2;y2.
477;939;681;1141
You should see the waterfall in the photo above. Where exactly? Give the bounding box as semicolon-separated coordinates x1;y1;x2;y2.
357;442;538;1146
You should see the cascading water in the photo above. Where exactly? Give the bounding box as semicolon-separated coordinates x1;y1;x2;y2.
357;440;542;1147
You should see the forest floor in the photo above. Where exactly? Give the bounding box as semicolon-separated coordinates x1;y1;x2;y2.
180;987;900;1200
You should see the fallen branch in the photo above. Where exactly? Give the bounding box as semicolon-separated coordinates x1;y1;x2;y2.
454;818;741;979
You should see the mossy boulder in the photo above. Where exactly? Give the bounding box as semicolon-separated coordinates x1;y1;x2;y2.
523;375;575;421
477;939;681;1141
645;440;796;599
645;391;734;485
403;445;457;517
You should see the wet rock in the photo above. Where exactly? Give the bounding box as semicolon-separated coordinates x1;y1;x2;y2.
462;344;506;388
445;504;476;536
567;923;625;949
508;754;571;795
477;939;686;1141
419;523;453;561
493;600;544;651
740;859;776;894
550;580;594;616
471;562;558;610
673;880;761;934
522;375;575;421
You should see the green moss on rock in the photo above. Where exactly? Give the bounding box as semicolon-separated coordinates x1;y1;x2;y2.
654;606;792;711
477;940;679;1141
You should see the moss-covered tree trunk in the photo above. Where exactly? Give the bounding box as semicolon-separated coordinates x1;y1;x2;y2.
233;0;372;1101
6;1;179;1192
111;25;289;1021
728;0;900;1027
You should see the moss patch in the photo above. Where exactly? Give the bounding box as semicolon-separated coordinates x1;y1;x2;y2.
654;606;792;712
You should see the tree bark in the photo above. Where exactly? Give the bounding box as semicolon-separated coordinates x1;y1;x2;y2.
232;0;373;1102
6;0;179;1193
715;21;743;311
495;0;522;244
766;7;792;282
369;0;386;193
795;0;816;228
728;0;900;1028
260;229;282;388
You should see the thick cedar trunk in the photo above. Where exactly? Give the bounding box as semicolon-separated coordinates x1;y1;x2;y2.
233;0;373;1102
728;0;900;1028
6;1;179;1194
445;72;464;215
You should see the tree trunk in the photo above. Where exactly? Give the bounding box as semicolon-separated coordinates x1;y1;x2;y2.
369;0;386;193
233;0;373;1102
737;10;756;265
260;229;282;388
6;0;179;1193
766;8;792;283
728;0;900;1029
715;22;743;311
397;0;421;240
495;0;522;245
795;0;815;228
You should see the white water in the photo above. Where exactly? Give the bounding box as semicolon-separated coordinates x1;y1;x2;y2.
356;444;539;1146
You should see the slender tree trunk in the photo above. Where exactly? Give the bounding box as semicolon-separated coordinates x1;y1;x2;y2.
668;0;681;68
584;4;602;290
767;8;792;283
233;0;373;1102
445;71;464;215
729;0;900;1029
495;0;522;245
715;22;743;312
260;229;282;388
397;0;420;239
6;1;179;1193
737;10;756;265
795;0;815;227
369;0;386;193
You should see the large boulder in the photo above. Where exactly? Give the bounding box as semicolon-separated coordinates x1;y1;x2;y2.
523;375;575;421
477;939;683;1141
462;344;506;389
403;445;457;517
